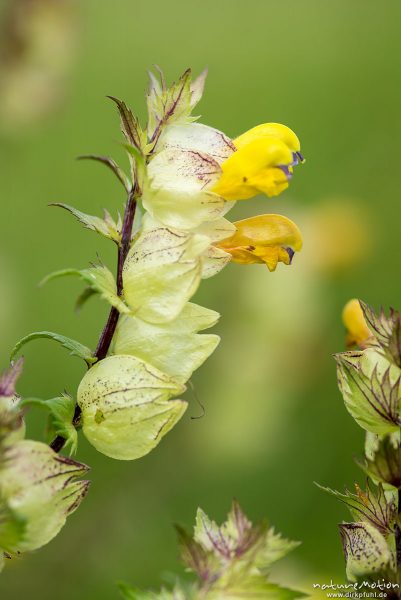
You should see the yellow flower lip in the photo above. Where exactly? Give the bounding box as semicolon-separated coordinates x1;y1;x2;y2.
211;122;303;201
342;299;373;348
234;123;301;153
216;213;303;271
211;137;294;201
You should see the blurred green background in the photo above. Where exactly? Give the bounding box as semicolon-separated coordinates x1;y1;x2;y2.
1;0;401;598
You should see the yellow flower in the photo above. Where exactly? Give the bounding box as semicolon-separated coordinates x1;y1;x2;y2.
216;214;303;271
342;299;373;348
212;123;303;201
234;122;302;155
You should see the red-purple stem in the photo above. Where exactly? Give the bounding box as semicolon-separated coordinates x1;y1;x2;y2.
50;187;137;453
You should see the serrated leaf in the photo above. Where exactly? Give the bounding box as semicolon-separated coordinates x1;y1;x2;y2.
194;501;299;574
147;69;193;145
118;581;189;600
10;332;96;366
108;96;144;151
21;395;78;455
42;265;130;315
317;482;396;536
175;524;216;583
210;579;306;600
78;154;131;192
254;528;301;575
119;501;303;600
51;203;121;243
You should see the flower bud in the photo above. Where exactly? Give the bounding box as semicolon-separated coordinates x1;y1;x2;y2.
342;299;373;348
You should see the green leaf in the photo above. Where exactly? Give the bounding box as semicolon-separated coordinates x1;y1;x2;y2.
75;287;97;312
107;96;144;151
194;501;299;574
21;395;78;455
210;579;306;600
147;69;193;142
254;528;301;575
317;481;396;536
117;501;303;600
50;203;122;243
118;582;155;600
118;581;188;600
175;524;215;583
10;332;96;366
77;154;131;192
42;265;130;315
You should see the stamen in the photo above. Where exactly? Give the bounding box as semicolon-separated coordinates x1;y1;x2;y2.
284;247;295;263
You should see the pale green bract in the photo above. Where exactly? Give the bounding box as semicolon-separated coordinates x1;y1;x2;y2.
112;303;220;383
335;350;400;435
0;440;89;569
123;215;210;323
339;521;395;583
77;355;187;460
143;124;235;231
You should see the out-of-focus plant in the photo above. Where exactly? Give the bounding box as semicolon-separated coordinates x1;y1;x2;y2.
1;68;304;570
0;0;78;132
118;501;305;600
0;360;90;572
319;299;401;591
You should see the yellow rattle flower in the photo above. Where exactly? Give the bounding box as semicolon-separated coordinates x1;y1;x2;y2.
216;214;303;271
342;299;373;348
212;123;303;201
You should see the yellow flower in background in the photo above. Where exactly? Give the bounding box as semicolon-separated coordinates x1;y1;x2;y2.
342;299;373;348
216;214;303;271
212;122;303;201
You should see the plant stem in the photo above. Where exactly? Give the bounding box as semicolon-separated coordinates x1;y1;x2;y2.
50;187;138;453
